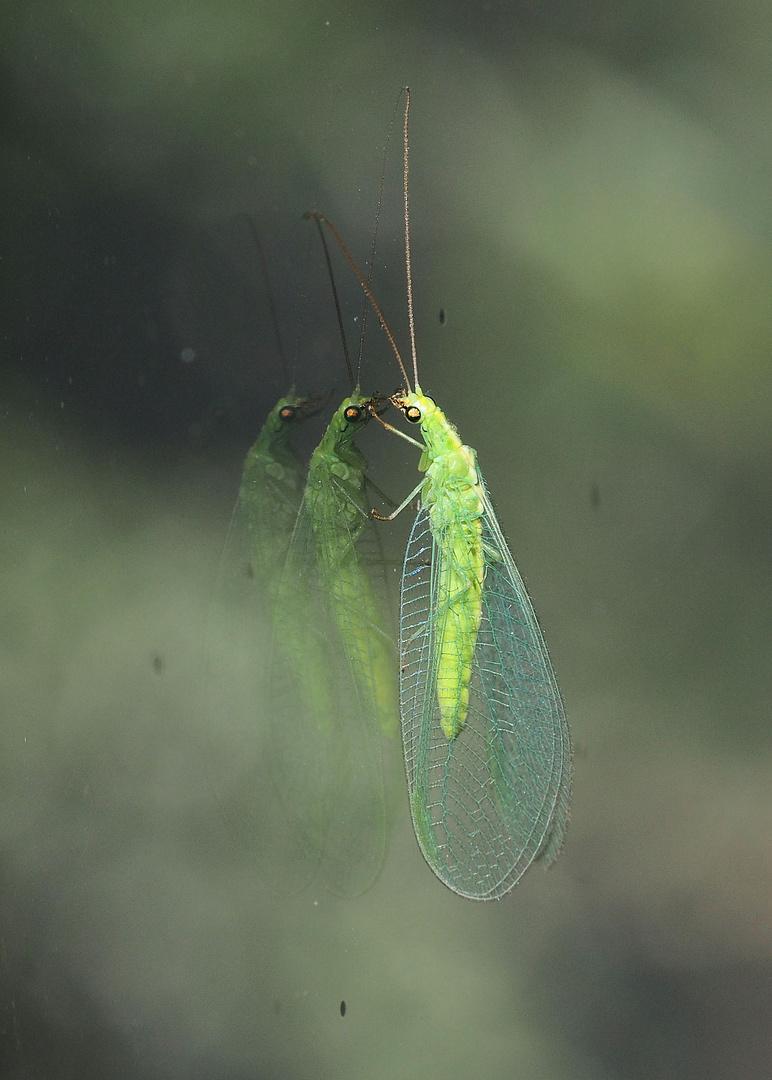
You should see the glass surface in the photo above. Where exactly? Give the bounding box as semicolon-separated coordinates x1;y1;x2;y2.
2;2;772;1077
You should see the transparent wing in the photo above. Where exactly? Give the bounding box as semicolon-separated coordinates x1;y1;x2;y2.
265;485;391;898
205;435;307;711
399;486;571;900
203;476;313;889
205;487;281;713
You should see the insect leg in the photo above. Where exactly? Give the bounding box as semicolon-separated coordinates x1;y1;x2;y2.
372;478;424;521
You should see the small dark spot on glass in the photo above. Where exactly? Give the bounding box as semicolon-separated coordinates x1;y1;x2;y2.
340;1000;346;1017
152;654;164;675
439;308;446;325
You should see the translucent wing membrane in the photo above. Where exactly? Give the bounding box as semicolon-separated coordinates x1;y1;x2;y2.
400;486;571;901
205;484;284;720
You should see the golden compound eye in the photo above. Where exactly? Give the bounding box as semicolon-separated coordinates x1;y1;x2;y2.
405;405;422;424
279;405;297;422
344;405;364;423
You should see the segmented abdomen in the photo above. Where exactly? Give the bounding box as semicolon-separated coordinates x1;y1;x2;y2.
427;466;484;739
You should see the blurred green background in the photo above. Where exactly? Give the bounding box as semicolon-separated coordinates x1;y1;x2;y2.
2;1;772;1077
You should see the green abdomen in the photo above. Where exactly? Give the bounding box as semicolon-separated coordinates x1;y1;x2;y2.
431;492;484;739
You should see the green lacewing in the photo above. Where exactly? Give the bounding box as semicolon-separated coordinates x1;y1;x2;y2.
311;88;571;900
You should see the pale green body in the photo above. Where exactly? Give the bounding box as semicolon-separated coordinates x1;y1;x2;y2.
392;385;572;900
222;390;325;708
269;390;397;896
304;394;399;736
395;388;484;738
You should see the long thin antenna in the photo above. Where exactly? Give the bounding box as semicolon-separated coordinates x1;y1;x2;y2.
243;215;289;384
402;87;420;392
305;211;411;391
311;215;354;389
356;91;405;385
